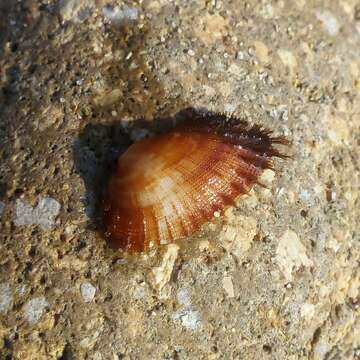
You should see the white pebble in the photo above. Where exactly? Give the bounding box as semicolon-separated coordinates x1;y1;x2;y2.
24;297;49;323
316;11;339;36
299;189;311;202
224;103;237;114
173;307;202;331
102;5;139;25
222;276;235;298
81;282;96;303
177;288;192;306
14;197;61;230
0;283;12;313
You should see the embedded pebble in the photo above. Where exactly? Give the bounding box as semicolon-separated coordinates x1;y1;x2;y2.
58;0;94;23
80;282;96;303
299;189;311;202
277;49;297;76
276;230;313;282
177;288;192;307
23;297;49;323
316;11;339;36
220;213;257;259
173;287;201;330
0;283;12;313
222;276;235;298
269;105;289;121
152;244;179;290
17;285;27;297
173;307;202;331
300;303;316;322
93;352;103;360
259;169;275;187
253;40;270;64
79;332;101;349
224;103;237;114
102;5;139;25
14;197;61;230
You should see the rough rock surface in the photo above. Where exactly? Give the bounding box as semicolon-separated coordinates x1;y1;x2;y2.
0;1;360;359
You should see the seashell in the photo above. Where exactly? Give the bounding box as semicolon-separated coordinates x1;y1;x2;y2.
103;110;289;252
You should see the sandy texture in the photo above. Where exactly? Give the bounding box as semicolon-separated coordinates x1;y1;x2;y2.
0;0;360;359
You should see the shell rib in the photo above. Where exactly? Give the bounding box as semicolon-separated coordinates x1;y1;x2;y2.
103;112;289;252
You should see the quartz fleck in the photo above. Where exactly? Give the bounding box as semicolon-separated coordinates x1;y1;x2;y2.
14;197;61;230
80;282;96;303
173;307;202;331
276;230;313;282
0;283;12;313
24;297;49;323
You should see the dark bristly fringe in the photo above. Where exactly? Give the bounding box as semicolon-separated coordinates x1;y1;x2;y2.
177;107;291;160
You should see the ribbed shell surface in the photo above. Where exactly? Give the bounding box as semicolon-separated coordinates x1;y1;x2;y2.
103;131;263;252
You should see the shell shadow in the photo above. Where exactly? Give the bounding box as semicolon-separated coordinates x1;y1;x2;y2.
72;19;191;232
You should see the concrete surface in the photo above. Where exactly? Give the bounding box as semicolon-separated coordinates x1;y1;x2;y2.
0;0;359;359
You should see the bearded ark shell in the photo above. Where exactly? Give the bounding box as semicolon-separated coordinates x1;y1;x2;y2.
103;110;289;252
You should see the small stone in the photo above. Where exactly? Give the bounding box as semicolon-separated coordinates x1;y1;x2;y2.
58;0;94;23
194;14;229;45
187;49;195;56
224;103;236;114
173;307;202;331
259;169;275;187
203;85;216;98
253;41;270;64
177;288;192;306
132;285;146;300
276;230;313;282
299;189;311;202
222;276;235;298
323;109;350;145
79;333;101;349
300;303;316;322
17;285;27;297
24;297;49;323
237;51;250;61
228;63;247;78
93;351;103;360
220;214;257;260
152;244;179;290
102;5;139;25
277;49;297;76
14;197;61;230
316;11;339;36
80;282;96;303
213;211;221;218
269;105;289;121
0;283;12;313
198;240;210;251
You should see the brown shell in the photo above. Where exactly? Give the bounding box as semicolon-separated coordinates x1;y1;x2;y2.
103;112;289;252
